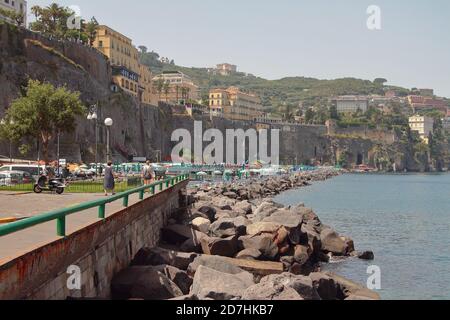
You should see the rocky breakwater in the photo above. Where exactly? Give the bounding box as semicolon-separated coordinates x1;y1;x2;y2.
111;169;379;300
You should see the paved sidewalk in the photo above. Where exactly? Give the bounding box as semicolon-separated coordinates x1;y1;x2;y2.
0;188;166;264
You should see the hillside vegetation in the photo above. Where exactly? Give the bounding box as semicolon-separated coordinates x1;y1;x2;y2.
138;48;411;109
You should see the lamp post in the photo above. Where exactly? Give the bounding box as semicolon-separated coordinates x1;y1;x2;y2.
87;105;99;173
104;118;113;163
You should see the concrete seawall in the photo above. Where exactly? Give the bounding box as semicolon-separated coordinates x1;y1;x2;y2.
0;181;188;300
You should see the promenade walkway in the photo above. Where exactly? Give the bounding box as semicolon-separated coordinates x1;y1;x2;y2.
0;186;169;264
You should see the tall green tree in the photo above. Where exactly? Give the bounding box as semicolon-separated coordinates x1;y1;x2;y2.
0;80;85;164
0;7;25;26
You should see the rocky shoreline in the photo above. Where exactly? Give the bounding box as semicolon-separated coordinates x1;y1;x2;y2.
111;168;379;300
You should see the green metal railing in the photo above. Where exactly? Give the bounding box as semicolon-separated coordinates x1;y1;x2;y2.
0;174;189;238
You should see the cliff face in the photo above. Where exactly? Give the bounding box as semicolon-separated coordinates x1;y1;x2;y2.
0;24;431;170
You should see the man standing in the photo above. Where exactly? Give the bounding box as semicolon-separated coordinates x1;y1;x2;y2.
142;160;154;188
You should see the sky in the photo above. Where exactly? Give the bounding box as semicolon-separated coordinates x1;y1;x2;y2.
26;0;450;97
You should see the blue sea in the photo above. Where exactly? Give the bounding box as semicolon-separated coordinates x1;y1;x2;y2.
275;173;450;300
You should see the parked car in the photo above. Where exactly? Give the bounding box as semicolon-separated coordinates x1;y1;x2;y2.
0;171;32;186
0;165;45;181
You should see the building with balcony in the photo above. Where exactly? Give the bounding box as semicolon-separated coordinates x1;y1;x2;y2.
0;0;27;26
93;25;156;104
209;87;264;121
409;115;434;144
152;71;199;104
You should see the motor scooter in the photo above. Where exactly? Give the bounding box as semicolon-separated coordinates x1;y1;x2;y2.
33;175;67;194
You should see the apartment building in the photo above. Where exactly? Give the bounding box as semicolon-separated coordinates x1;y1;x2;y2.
0;0;27;26
216;63;237;76
209;87;264;121
407;95;448;115
152;71;199;104
409;115;434;144
333;96;369;113
93;25;156;104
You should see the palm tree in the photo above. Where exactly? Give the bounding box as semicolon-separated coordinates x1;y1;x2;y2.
163;81;170;102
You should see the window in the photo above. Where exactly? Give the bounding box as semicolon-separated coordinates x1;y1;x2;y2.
98;41;103;48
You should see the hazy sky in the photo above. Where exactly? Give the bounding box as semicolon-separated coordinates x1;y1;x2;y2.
27;0;450;97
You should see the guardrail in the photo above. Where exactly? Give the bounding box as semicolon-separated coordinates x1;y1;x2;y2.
0;174;189;238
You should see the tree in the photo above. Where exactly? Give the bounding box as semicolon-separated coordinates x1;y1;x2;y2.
152;78;165;101
138;46;148;54
163;81;170;102
304;108;315;124
82;17;99;46
0;7;24;26
0;80;85;164
374;78;387;86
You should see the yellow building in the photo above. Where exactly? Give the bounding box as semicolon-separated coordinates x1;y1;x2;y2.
93;25;155;104
209;87;263;121
152;71;199;104
409;115;434;144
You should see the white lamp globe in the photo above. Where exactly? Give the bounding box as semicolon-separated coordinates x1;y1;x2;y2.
91;112;98;120
104;118;113;127
87;114;92;120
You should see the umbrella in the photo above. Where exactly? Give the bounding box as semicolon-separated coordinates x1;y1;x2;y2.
213;170;223;175
196;172;208;176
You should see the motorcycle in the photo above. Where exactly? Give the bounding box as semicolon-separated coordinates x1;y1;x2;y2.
33;175;67;194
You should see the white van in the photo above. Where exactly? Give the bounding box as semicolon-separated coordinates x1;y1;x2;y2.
0;165;45;181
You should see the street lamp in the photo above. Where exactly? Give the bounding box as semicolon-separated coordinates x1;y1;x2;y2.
87;105;99;173
104;118;113;163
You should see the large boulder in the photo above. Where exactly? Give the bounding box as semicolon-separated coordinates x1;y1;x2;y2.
153;265;193;295
325;272;381;300
235;248;262;260
253;201;282;222
162;224;207;250
111;266;183;300
309;272;339;300
233;200;253;215
243;273;320;300
191;265;254;300
200;235;239;257
262;210;303;229
131;247;198;270
320;228;348;256
239;235;279;260
294;245;311;265
209;218;238;238
198;205;217;221
358;251;375;260
187;255;247;276
246;222;281;236
191;217;211;234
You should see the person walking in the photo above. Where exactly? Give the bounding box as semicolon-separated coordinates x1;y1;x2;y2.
142;161;154;191
104;161;115;196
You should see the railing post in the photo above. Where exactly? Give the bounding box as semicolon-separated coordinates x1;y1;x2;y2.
166;180;170;188
159;182;163;191
139;190;144;200
123;195;129;207
57;216;66;237
151;185;155;195
98;204;106;219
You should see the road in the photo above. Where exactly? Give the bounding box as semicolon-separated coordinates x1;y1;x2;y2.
0;189;164;264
